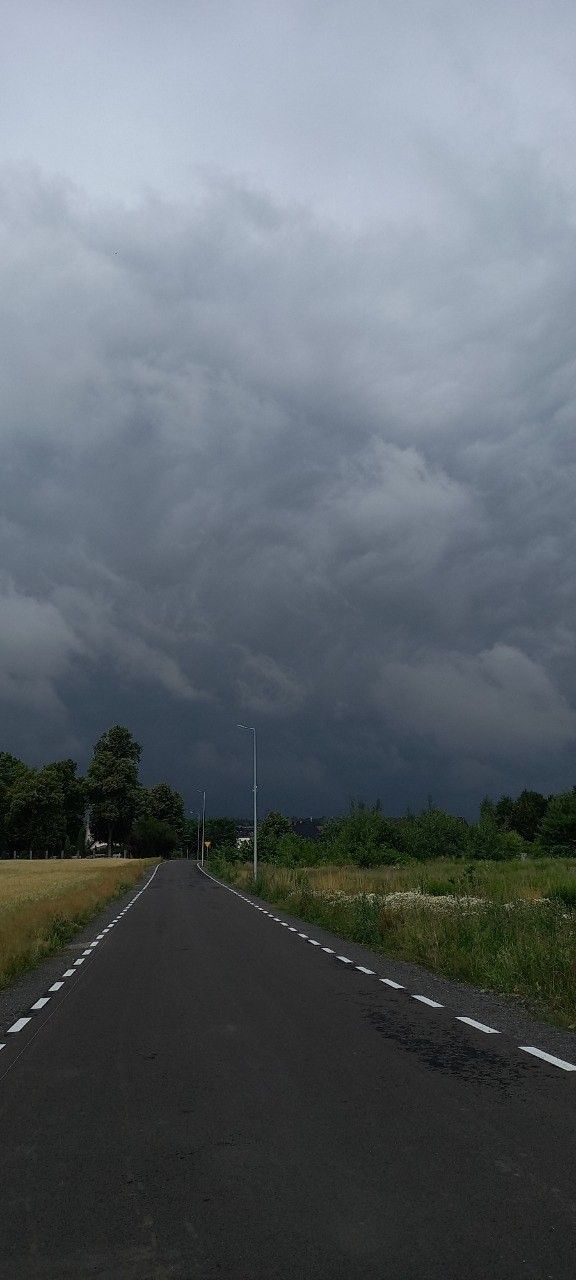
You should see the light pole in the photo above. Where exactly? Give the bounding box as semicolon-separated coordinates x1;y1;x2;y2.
191;793;206;865
238;724;257;880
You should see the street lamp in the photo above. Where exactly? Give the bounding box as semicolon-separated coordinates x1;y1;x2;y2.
237;724;257;880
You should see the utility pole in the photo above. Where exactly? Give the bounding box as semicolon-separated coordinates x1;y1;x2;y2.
238;725;257;880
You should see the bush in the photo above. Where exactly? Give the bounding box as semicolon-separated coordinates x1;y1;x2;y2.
400;809;470;861
468;821;523;861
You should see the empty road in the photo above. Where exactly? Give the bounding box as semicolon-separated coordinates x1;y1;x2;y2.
1;860;576;1278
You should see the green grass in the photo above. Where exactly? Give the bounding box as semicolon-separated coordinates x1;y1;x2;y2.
215;859;576;1030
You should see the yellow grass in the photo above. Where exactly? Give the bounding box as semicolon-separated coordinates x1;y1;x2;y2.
0;858;156;989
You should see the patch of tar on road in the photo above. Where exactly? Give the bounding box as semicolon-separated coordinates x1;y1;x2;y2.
364;1001;531;1096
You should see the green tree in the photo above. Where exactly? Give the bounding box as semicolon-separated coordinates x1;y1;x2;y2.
401;808;470;861
145;782;185;841
86;726;142;855
130;815;179;859
7;767;67;854
322;802;403;866
41;759;85;849
509;790;548;842
0;752;29;849
258;811;294;858
537;791;576;856
205;817;237;850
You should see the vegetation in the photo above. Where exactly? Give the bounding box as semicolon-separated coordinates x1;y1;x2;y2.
0;858;156;989
215;859;576;1029
0;726;186;859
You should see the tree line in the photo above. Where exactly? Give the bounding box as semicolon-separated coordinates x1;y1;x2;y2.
216;786;576;867
0;726;187;859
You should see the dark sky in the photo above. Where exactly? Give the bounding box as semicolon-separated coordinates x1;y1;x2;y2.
1;1;576;818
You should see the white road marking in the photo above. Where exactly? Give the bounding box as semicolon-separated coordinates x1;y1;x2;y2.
96;934;105;939
337;955;353;964
412;995;444;1008
308;940;321;946
31;998;50;1010
380;978;404;989
519;1046;576;1071
322;947;334;953
82;950;92;956
357;966;375;975
62;969;76;978
298;933;308;939
289;927;298;932
281;922;289;927
0;1044;5;1051
457;1016;500;1034
8;1018;31;1034
48;982;64;992
73;959;85;966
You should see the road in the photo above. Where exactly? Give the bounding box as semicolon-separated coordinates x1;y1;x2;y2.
1;860;576;1278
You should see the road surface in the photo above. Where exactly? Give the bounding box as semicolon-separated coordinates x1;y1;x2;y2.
1;860;576;1278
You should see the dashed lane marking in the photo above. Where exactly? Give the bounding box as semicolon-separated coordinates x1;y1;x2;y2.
8;1018;31;1034
195;865;576;1076
48;982;64;992
62;969;76;978
457;1017;500;1034
31;998;50;1011
519;1046;576;1071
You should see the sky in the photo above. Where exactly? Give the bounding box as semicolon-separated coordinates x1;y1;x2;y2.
1;0;576;819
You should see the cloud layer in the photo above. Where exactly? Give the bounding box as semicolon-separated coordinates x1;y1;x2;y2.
1;2;576;814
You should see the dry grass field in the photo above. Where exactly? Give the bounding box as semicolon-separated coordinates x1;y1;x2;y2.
0;858;156;989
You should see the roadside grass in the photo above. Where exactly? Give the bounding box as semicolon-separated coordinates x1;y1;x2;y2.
216;860;576;1030
0;858;157;990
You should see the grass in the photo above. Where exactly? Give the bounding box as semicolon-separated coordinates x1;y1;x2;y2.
216;859;576;1030
0;857;157;990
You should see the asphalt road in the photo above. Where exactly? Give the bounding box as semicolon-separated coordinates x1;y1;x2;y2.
1;861;576;1279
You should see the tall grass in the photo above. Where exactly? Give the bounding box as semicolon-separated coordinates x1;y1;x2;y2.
0;858;156;989
218;860;576;1029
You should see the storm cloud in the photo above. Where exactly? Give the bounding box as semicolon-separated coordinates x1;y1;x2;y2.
1;1;576;815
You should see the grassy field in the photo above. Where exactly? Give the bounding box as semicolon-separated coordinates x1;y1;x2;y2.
218;859;576;1029
0;858;156;990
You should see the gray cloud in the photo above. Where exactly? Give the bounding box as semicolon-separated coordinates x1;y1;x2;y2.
1;2;576;814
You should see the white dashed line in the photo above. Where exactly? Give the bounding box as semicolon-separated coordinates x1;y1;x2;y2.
31;998;50;1011
73;959;85;966
8;1018;31;1034
0;1044;5;1051
519;1046;576;1071
197;865;576;1079
48;982;64;992
457;1016;500;1034
62;969;76;978
82;950;92;956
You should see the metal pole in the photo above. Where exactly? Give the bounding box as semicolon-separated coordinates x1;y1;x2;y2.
201;790;206;867
196;812;200;862
252;726;257;881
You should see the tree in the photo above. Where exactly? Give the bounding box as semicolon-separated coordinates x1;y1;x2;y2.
86;726;142;855
41;759;85;849
258;811;294;858
537;791;576;856
130;815;179;859
0;752;29;849
7;767;67;854
145;783;185;841
509;790;548;842
204;817;237;850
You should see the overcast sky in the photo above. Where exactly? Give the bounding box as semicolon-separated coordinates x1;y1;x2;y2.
1;0;576;818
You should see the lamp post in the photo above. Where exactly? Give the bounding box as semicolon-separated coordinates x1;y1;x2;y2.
237;724;257;880
191;794;206;865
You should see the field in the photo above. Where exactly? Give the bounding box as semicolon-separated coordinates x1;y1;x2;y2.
220;859;576;1029
0;858;156;989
